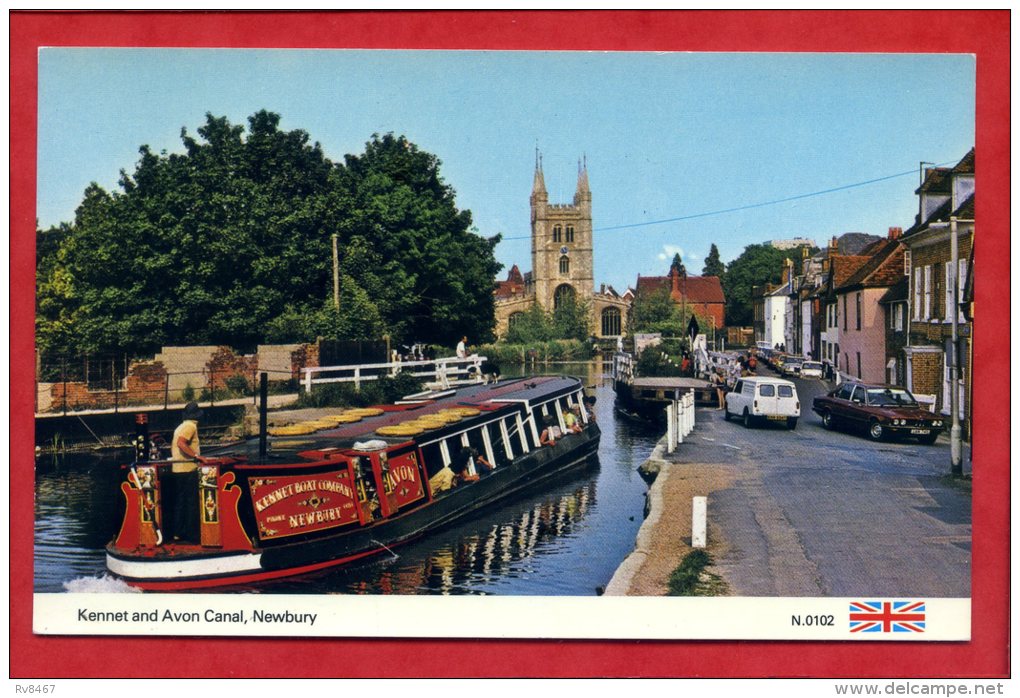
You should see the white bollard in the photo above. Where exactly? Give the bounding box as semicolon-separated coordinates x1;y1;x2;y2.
692;496;707;548
666;403;676;453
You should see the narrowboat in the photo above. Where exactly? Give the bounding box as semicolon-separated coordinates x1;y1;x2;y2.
106;376;599;591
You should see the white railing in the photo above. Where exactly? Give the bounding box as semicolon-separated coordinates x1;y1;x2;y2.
612;351;634;385
665;391;696;453
301;355;487;393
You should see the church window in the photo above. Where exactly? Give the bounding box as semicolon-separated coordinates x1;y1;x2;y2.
566;226;575;243
553;225;562;243
559;256;570;275
508;312;524;332
554;284;576;310
601;307;621;337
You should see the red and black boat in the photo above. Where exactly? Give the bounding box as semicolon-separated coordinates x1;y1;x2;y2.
106;376;599;591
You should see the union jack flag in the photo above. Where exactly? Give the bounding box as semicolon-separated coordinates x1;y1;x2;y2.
849;601;926;633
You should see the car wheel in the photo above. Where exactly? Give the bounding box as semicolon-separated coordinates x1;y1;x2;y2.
821;411;834;430
787;417;798;430
742;409;753;429
868;421;884;441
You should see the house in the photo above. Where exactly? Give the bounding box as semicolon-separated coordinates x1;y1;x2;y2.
900;149;974;432
635;265;726;329
833;228;906;383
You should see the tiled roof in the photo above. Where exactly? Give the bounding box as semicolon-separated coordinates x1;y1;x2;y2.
836;239;905;292
494;264;527;299
636;272;725;304
878;277;909;304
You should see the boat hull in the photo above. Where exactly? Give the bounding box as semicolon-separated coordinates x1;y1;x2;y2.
106;426;600;590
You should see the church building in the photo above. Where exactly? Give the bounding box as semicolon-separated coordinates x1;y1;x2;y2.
494;156;631;339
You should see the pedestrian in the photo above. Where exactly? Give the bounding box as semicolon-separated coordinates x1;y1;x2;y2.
456;336;468;359
169;401;205;543
710;369;726;410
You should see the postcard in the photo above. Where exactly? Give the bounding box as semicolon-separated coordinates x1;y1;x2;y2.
11;10;1009;680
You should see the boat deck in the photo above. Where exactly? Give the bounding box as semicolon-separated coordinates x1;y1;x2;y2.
214;376;582;460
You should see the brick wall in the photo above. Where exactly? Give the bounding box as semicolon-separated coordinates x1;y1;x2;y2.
909;351;943;400
206;347;258;391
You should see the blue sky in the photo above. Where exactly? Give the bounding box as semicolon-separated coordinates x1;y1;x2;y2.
37;49;974;292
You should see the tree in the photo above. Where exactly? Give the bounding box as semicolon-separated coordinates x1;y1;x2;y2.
702;243;725;278
628;285;710;339
721;244;788;326
35;115;502;357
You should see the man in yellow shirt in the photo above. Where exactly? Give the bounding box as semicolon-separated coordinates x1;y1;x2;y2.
169;402;204;542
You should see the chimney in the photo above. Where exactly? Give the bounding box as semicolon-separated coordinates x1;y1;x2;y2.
782;258;793;285
829;235;839;258
888;226;902;240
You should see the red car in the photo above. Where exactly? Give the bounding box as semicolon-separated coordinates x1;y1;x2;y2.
812;382;944;443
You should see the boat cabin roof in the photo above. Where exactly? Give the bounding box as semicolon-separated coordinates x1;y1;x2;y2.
216;376;585;461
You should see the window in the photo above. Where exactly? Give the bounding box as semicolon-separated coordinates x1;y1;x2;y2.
601;307;621;336
944;262;953;322
856;352;862;379
836;383;854;400
923;265;932;319
566;226;575;243
778;385;794;398
507;311;524;332
855;292;862;331
553;283;576;310
733;380;743;394
759;384;776;397
559;255;570;275
552;225;562;243
842;295;847;331
913;266;922;320
851;385;865;402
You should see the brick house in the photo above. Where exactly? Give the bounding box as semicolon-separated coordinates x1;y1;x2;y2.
833;228;906;384
635;266;726;330
900;149;974;431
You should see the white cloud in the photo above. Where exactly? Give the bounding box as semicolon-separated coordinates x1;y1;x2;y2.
657;244;685;262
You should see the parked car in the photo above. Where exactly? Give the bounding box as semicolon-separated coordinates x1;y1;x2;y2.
781;358;803;376
812;382;944;443
799;361;824;378
725;376;800;429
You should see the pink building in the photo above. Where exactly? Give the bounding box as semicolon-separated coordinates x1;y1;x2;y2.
833;229;905;384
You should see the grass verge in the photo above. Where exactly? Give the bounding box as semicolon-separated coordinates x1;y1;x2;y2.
667;549;728;596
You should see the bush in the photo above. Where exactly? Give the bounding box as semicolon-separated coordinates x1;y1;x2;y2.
225;374;251;396
636;346;682;377
295;371;423;408
181;383;196;402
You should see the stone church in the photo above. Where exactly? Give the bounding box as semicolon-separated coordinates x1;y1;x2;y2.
493;156;631;339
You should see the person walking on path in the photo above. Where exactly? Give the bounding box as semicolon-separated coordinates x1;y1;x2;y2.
456;336;468;359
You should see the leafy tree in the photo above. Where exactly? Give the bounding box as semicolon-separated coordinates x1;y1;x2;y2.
628;285;710;339
503;295;591;344
702;243;725;278
35;114;502;357
721;243;788;326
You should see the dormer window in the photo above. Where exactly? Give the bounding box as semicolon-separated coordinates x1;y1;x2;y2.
553;225;562;243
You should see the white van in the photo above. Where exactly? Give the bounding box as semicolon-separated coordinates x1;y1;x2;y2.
724;376;800;429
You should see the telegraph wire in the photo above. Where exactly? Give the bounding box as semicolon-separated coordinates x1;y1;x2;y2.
495;161;955;241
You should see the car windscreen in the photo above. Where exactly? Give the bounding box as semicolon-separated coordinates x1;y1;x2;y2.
866;388;918;407
778;385;794;398
802;362;822;370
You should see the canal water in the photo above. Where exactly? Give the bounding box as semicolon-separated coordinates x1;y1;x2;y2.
34;361;662;595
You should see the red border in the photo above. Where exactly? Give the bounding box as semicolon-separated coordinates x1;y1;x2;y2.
10;10;1009;678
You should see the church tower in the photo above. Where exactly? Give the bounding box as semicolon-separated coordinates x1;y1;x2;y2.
530;154;595;313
